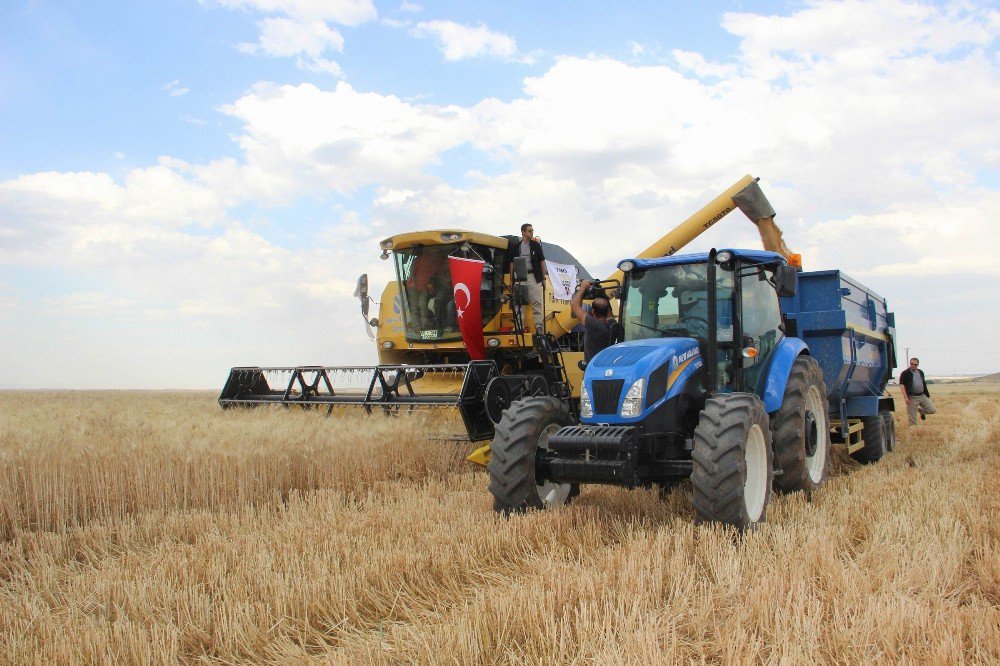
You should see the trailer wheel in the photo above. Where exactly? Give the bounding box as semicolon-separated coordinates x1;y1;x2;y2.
487;397;578;515
852;415;887;464
881;410;896;453
771;356;831;496
691;393;773;531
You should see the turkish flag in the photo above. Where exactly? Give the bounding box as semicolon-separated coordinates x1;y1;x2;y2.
448;256;486;360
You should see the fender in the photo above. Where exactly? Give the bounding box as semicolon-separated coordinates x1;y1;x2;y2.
762;337;809;413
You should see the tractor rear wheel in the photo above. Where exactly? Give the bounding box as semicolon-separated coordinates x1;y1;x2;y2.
487;397;578;515
881;410;897;453
691;393;773;531
772;356;831;496
852;415;887;464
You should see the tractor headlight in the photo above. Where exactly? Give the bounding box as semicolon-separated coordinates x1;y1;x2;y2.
716;250;733;263
381;340;394;349
620;378;644;418
580;384;593;418
487;337;500;348
618;260;635;272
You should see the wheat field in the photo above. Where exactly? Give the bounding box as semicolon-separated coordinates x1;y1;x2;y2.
1;384;998;664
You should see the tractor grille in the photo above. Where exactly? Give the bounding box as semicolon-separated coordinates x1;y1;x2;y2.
591;379;624;414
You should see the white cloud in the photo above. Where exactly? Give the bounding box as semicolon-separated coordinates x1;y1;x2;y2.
163;79;190;96
239;17;344;57
209;0;376;26
214;0;375;74
220;81;473;194
3;0;999;386
399;1;422;13
412;20;527;63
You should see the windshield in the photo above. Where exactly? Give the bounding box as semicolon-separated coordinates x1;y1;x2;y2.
622;263;734;343
394;243;506;342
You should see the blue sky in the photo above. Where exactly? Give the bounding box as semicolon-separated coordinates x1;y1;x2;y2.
1;0;999;388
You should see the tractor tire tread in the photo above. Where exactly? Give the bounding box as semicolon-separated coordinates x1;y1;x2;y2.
772;355;831;496
691;393;773;530
487;396;573;515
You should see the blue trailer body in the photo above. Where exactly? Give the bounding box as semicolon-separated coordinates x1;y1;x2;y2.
781;269;897;421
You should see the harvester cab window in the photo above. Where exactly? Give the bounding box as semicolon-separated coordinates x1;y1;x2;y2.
395;243;506;342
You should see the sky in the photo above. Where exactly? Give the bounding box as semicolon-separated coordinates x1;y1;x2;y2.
1;0;999;389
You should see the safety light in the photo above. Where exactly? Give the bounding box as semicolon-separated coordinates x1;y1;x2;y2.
788;253;803;269
742;347;758;358
618;260;635;272
381;340;394;349
580;384;593;418
620;378;645;418
716;250;734;263
487;337;501;348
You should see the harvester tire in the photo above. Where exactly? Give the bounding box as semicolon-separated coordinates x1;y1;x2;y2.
487;397;578;516
771;355;831;497
881;410;896;453
691;393;773;531
852;415;887;464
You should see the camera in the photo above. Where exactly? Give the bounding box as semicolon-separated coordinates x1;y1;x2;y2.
582;282;608;300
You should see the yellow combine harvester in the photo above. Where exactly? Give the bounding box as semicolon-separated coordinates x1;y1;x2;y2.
219;174;785;463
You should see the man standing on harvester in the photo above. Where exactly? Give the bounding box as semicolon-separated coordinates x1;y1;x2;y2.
509;222;547;334
900;357;936;426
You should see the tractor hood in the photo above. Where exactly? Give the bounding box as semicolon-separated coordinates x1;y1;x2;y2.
581;338;703;424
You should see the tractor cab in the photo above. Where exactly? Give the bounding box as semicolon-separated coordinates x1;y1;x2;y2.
616;249;794;395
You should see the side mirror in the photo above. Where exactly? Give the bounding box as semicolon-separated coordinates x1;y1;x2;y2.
354;274;370;318
513;256;530;282
774;265;797;298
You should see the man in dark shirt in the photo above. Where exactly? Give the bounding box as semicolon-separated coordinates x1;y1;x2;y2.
571;279;613;361
507;223;547;334
899;357;936;426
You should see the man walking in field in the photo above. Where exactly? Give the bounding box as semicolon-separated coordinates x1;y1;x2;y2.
900;357;936;426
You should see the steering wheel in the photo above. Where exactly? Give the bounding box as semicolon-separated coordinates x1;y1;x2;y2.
678;315;709;328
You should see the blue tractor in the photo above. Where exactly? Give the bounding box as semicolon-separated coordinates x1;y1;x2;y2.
487;248;897;530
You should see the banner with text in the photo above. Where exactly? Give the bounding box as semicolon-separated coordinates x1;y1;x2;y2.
546;261;578;301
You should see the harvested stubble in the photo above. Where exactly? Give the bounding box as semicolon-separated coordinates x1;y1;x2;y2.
1;386;998;664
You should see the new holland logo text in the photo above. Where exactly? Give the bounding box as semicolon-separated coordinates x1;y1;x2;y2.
671;347;699;370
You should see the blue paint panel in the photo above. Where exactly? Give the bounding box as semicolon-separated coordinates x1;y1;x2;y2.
781;268;897;418
762;337;808;412
580;338;701;425
621;249;784;271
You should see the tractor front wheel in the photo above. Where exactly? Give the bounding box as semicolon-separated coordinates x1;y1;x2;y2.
691;393;774;531
487;397;578;515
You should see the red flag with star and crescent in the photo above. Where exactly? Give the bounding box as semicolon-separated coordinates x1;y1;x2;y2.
448;256;486;360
